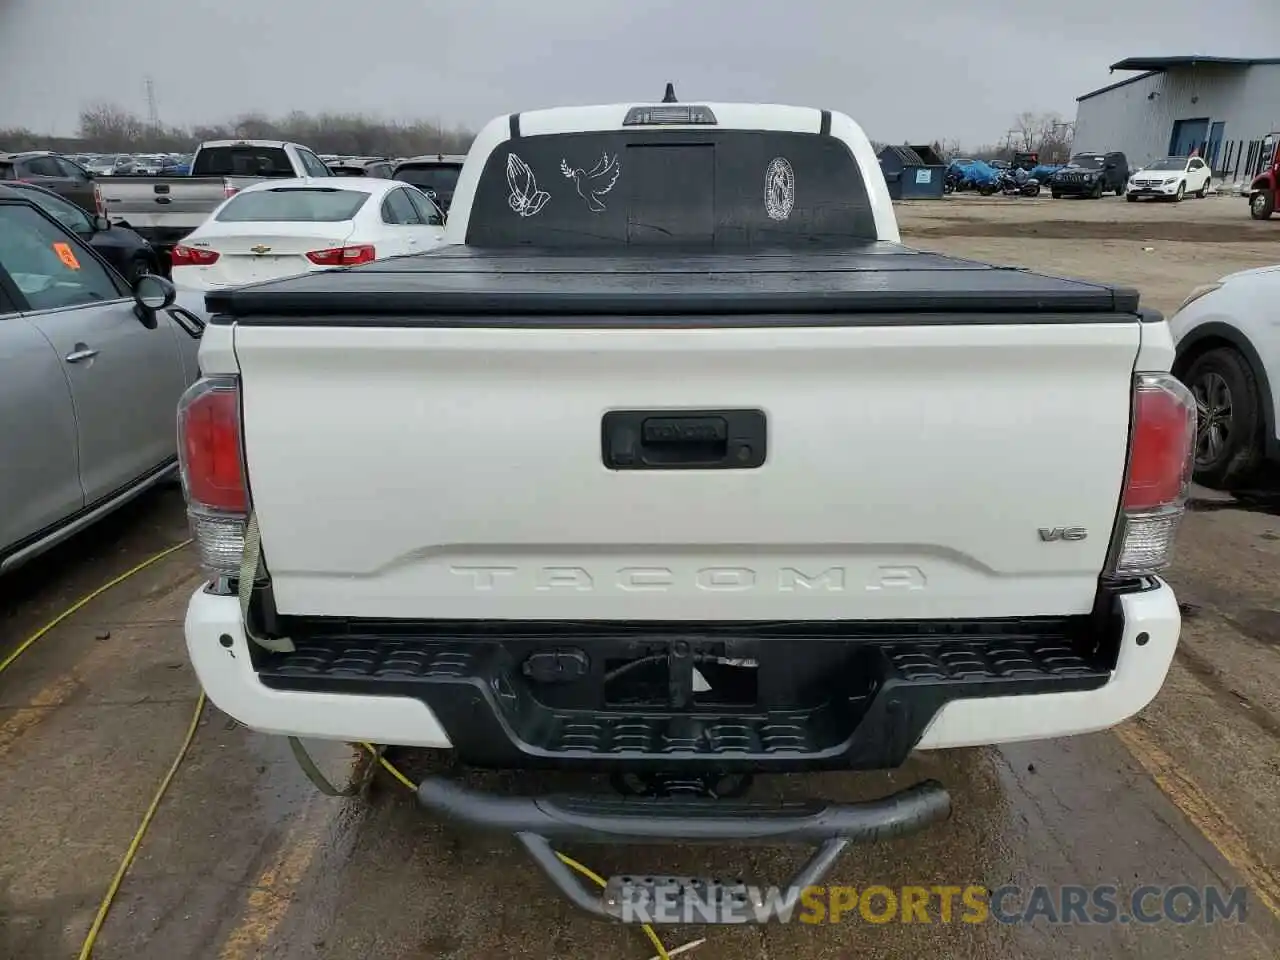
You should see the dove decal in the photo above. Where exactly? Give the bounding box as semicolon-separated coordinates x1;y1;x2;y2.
506;153;550;218
560;151;621;212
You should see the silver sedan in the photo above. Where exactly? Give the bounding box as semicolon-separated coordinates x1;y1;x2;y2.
0;194;202;572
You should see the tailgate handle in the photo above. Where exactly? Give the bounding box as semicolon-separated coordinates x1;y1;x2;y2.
602;409;766;470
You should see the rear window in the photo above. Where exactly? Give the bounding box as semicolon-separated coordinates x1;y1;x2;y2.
466;129;876;247
393;163;462;194
193;146;295;177
215;188;369;222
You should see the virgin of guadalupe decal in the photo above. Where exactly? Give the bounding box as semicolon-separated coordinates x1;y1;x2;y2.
764;157;795;221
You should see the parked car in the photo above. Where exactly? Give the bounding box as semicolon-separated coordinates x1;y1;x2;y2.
0;182;162;283
0;151;103;216
129;154;169;176
84;154;136;177
159;154;193;176
169;176;445;291
0;193;200;573
328;158;395;178
99;139;332;254
391;153;466;211
1050;151;1129;198
181;98;1193;921
1169;263;1280;490
1127;156;1212;202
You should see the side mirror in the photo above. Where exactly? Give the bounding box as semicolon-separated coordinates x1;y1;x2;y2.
132;274;176;329
93;214;112;232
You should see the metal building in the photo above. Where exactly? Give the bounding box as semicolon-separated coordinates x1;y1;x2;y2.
1073;56;1280;184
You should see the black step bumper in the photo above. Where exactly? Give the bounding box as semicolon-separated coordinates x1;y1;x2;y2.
413;774;952;923
255;611;1121;772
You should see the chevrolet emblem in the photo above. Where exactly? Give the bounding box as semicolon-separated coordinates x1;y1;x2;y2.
250;244;272;255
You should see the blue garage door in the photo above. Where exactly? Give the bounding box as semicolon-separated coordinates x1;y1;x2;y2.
1169;118;1210;158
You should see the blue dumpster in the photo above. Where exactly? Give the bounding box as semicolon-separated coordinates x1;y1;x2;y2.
878;144;947;200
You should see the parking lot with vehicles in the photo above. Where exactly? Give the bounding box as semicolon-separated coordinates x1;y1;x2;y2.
2;186;1278;959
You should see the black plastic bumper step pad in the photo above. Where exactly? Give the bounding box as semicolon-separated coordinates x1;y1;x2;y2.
258;635;1109;770
414;774;953;923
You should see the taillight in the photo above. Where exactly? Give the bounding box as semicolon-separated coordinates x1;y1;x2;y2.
93;183;106;217
306;244;376;266
223;182;239;198
1108;373;1197;577
171;244;220;266
177;377;249;577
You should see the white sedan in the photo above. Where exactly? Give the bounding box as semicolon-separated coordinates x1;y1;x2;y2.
169;177;445;291
1169;263;1280;490
1126;156;1212;202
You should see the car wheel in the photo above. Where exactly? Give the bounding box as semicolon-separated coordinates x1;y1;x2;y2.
1185;347;1263;490
1251;190;1275;220
127;255;155;285
1051;191;1061;199
1172;182;1185;202
1196;178;1209;199
1126;193;1137;202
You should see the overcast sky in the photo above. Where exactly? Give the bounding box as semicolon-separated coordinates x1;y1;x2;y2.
1;0;1276;145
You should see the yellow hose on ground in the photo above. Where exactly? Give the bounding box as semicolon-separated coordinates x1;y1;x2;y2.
359;742;682;960
0;538;198;959
78;691;206;960
0;538;192;677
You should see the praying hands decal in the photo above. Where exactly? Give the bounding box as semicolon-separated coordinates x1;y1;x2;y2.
506;153;550;217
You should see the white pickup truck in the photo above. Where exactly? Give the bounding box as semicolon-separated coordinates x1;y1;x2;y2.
179;96;1192;923
101;140;332;253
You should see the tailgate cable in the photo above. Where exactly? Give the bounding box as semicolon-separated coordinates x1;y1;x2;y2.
239;511;295;653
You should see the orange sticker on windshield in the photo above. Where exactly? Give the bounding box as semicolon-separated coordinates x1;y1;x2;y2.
53;242;81;270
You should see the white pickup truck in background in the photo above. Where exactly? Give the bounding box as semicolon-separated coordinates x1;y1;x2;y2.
178;97;1193;923
101;139;332;253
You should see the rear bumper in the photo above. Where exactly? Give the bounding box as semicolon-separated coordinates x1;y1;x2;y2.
185;580;1180;760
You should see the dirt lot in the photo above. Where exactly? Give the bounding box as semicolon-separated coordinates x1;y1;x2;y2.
2;194;1280;960
899;191;1277;316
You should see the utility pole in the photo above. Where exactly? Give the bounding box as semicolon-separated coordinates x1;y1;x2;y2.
144;76;159;131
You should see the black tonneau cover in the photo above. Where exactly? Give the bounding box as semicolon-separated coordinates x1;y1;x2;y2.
206;243;1143;324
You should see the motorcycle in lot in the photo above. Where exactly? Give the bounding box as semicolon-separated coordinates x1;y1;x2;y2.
997;167;1041;197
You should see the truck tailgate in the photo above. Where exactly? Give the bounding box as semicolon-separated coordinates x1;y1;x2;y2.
233;315;1140;621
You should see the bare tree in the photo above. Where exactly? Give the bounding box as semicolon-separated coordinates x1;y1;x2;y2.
3;102;476;158
78;102;147;151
